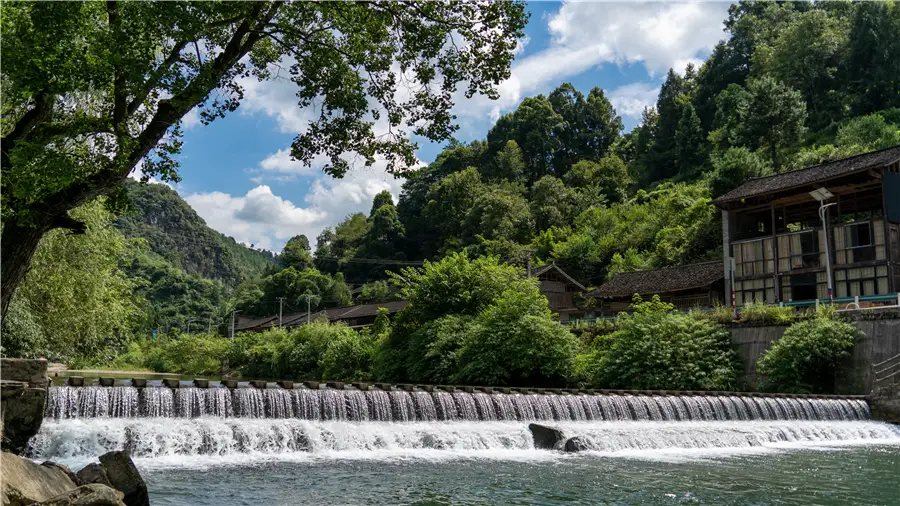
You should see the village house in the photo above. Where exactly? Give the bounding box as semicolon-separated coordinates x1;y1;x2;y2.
234;263;592;331
714;145;900;304
593;261;725;313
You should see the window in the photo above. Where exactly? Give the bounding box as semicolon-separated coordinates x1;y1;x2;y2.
734;278;775;305
845;223;874;262
778;230;819;271
781;271;829;301
734;238;773;277
835;266;889;297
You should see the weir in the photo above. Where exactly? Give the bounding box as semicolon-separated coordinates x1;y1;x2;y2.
45;385;871;423
30;385;900;461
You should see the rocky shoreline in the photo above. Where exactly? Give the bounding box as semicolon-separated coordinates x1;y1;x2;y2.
1;358;149;506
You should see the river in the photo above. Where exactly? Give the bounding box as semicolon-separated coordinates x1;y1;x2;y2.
29;386;900;505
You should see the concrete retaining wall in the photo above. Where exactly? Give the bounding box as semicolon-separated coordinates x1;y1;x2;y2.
729;317;900;394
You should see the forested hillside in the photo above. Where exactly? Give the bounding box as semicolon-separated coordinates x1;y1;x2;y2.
3;1;899;367
316;0;900;288
116;180;275;286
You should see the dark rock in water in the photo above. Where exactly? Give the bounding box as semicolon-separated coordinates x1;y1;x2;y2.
528;423;565;450
37;483;125;506
98;452;149;506
76;463;113;488
563;436;588;452
422;434;446;449
1;358;49;454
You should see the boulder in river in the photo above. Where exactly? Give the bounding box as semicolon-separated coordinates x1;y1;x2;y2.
1;451;76;505
563;436;588;452
98;451;149;506
76;463;113;488
37;484;126;506
528;423;565;450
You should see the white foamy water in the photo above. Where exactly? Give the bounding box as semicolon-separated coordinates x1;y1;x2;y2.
27;418;900;470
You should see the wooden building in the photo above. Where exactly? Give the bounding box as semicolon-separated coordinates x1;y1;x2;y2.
593;261;725;312
713;145;900;304
531;263;592;322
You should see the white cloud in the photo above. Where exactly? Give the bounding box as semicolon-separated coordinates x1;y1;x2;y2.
258;148;320;175
184;186;327;251
608;82;660;118
453;1;728;124
185;153;411;252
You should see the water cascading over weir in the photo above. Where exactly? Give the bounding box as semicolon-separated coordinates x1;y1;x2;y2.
27;380;900;460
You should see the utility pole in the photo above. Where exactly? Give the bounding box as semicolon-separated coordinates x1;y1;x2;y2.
527;258;532;278
306;294;312;324
810;188;836;302
207;315;212;335
230;309;242;339
277;297;286;327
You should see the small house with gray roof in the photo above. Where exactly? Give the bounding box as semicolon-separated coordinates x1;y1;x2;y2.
713;145;900;304
593;261;725;312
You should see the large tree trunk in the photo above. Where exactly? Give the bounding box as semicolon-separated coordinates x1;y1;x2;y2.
1;217;51;325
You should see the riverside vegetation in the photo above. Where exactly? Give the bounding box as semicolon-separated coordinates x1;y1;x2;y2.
2;2;898;394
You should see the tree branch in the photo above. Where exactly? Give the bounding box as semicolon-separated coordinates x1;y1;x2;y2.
1;92;49;172
126;40;189;117
107;1;127;132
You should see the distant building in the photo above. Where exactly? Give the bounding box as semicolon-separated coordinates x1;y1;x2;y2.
713;145;900;304
593;261;725;312
530;263;592;322
233;264;593;331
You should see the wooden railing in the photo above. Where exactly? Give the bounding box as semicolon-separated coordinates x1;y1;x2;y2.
873;353;900;387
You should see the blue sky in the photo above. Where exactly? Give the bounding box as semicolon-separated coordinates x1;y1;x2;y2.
155;1;733;252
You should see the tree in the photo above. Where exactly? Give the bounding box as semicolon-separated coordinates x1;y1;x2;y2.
577;296;739;391
369;190;394;217
281;235;313;271
376;252;531;381
0;1;529;321
454;288;579;387
759;9;849;127
711;77;807;171
484;140;526;183
674;104;706;178
757;311;860;394
356;280;394;304
2;200;141;362
742;77;808;170
565;156;630;203
487;95;564;182
845;1;900;115
530;176;577;231
709;147;772;199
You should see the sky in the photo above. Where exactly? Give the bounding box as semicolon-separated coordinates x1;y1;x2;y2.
150;1;733;253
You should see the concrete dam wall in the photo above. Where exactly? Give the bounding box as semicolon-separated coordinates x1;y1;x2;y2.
729;316;900;394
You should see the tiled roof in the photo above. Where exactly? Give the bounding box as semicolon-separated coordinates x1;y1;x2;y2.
531;262;587;290
712;145;900;206
594;261;723;298
234;315;277;331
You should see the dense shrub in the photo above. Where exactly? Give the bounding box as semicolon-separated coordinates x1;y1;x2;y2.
738;301;794;325
757;311;860;393
117;333;229;375
376;252;580;385
577;296;740;391
454;289;580;386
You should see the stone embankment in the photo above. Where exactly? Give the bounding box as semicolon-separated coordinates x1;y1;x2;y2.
869;383;900;423
1;358;49;454
0;358;149;506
